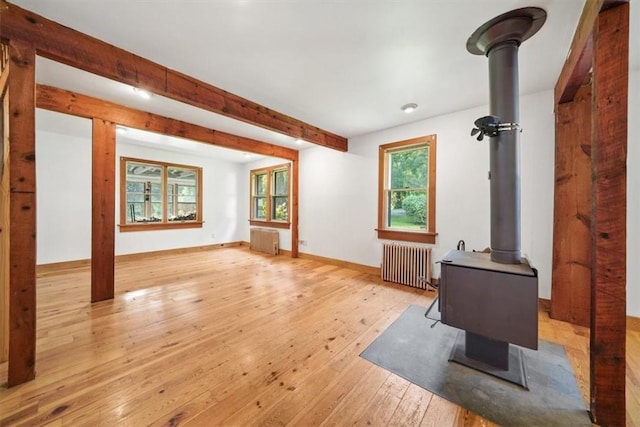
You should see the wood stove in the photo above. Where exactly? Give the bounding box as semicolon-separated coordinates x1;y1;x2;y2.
440;250;538;386
438;7;546;388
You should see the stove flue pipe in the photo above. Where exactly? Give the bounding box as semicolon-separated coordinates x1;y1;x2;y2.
467;8;546;264
488;40;521;264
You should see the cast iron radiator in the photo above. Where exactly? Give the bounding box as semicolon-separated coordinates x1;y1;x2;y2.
381;243;431;289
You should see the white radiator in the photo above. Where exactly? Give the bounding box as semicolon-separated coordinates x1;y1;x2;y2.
250;228;279;255
381;243;432;289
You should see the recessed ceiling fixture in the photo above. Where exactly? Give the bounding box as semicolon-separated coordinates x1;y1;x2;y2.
243;153;251;158
401;103;418;113
116;126;127;135
295;138;304;145
133;87;152;99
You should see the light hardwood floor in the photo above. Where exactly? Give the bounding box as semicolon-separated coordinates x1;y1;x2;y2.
0;247;638;426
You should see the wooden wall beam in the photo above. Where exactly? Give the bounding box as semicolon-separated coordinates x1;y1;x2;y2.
551;82;592;327
6;40;37;387
590;3;628;425
91;119;116;302
36;85;298;162
0;1;347;152
554;0;628;105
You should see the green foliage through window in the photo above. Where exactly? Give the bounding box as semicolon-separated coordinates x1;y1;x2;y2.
378;135;437;241
251;164;290;225
386;145;429;230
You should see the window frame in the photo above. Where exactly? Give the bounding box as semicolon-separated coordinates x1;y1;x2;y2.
249;163;291;229
377;135;437;244
119;157;203;232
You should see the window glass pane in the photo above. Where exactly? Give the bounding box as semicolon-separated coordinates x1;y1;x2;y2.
254;197;266;219
272;196;288;221
150;203;162;221
389;147;428;190
254;173;267;196
150;183;162;202
387;190;427;230
127;162;162;181
177;185;196;202
167;167;197;221
273;170;288;195
167;184;174;217
127;182;145;193
125;161;162;224
127;193;145;203
126;203;145;223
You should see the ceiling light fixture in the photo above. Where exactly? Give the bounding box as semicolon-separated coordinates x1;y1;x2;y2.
243;153;251;158
133;87;152;99
116;126;127;135
295;138;304;145
401;103;418;113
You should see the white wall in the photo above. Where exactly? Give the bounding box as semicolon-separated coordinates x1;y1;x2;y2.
35;115;246;263
241;157;293;251
299;90;555;299
36;128;92;264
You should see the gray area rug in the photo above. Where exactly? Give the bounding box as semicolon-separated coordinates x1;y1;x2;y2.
360;304;591;426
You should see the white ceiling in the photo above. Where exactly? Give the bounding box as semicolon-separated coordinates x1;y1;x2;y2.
12;0;635;159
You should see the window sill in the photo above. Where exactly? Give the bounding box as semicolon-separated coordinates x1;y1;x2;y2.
376;229;437;244
249;220;291;230
119;221;204;232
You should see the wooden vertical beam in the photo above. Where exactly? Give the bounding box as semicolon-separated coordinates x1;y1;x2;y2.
291;155;299;258
590;3;628;425
0;43;9;364
91;119;116;302
554;0;602;105
6;40;37;387
551;81;592;327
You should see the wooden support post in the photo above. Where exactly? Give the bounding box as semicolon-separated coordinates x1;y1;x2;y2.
551;81;592;327
91;119;116;302
6;40;37;387
590;3;628;425
291;155;299;258
0;44;9;364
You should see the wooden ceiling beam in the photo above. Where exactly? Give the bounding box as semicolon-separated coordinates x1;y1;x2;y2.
0;1;347;152
555;0;628;105
36;84;299;162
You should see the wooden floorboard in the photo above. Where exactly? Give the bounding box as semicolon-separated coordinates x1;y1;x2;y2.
0;246;637;426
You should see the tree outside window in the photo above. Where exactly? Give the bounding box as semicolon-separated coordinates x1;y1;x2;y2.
378;135;437;244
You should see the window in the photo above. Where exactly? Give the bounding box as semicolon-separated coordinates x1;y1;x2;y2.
377;135;437;243
250;163;290;229
119;157;202;231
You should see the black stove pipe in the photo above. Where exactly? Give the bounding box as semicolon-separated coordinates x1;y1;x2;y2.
467;8;546;264
488;41;521;264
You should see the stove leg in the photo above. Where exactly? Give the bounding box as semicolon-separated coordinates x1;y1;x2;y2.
448;331;529;389
465;331;509;370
